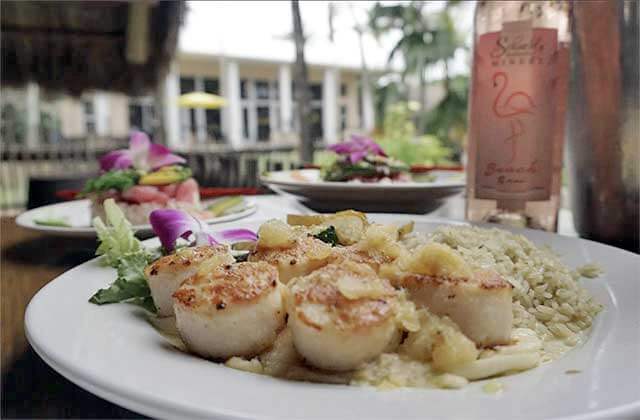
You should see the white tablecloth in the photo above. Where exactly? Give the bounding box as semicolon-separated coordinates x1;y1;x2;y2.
241;193;579;237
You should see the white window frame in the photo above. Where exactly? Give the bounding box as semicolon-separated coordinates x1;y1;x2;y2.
82;96;97;135
129;96;157;135
240;78;280;144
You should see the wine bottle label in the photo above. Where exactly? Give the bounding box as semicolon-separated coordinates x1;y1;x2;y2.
472;21;559;202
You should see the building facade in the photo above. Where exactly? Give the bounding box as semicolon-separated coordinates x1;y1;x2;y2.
4;53;377;150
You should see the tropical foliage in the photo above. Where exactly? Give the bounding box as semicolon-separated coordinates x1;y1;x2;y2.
369;1;468;159
375;102;453;166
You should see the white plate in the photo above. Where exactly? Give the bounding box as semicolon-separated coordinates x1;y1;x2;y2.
261;169;465;210
25;216;640;420
15;199;257;238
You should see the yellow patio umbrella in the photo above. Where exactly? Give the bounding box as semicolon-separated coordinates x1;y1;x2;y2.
178;91;227;109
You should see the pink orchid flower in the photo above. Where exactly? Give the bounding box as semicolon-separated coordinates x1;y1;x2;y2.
327;135;387;164
149;208;257;252
99;131;186;172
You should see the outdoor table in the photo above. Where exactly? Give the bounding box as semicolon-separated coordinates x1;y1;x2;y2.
1;193;578;418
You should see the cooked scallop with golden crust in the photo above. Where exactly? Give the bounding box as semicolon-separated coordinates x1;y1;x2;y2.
144;245;235;317
287;261;398;371
249;235;332;284
172;261;286;360
381;243;513;347
401;269;513;347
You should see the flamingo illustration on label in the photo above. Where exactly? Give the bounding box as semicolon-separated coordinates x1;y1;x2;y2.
472;25;558;202
492;71;536;163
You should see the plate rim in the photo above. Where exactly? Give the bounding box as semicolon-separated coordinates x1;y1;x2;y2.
15;198;258;236
260;169;466;190
24;215;640;420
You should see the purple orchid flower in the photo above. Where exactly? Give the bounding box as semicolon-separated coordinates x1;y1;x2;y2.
327;135;387;164
99;131;186;172
149;208;257;252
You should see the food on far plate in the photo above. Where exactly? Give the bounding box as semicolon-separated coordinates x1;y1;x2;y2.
81;131;211;225
321;135;410;183
89;204;603;391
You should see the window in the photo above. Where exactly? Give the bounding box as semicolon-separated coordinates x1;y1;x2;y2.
257;106;270;142
310;84;322;101
203;78;222;142
290;81;324;141
203;78;218;94
83;99;96;134
240;79;281;143
240;80;248;99
180;77;197;138
340;83;347;97
129;98;157;137
255;80;270;100
340;105;347;131
180;77;195;93
242;108;249;140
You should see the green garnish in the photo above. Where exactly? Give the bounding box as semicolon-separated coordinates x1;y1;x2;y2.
89;198;159;313
321;157;408;182
207;196;245;217
93;199;143;267
34;217;71;227
314;226;339;246
89;253;156;312
81;169;141;195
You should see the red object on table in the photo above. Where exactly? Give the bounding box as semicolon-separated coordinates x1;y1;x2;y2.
198;187;262;198
55;189;80;201
55;187;262;201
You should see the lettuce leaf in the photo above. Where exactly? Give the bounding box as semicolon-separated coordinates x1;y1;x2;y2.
89;198;158;313
93;199;143;267
89;253;156;312
82;169;140;194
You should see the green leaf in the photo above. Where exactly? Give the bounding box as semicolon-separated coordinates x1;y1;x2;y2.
82;170;140;195
117;252;148;281
93;199;143;267
34;217;71;227
314;226;339;246
89;253;156;313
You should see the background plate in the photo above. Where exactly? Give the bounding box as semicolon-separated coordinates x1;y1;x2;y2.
15;199;257;238
261;169;464;210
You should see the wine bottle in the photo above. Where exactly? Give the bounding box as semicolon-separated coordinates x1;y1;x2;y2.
466;1;570;231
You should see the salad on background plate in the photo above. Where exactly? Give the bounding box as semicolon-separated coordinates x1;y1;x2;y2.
321;136;411;183
81;131;211;225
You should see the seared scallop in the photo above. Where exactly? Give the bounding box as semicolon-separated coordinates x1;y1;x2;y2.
401;269;513;347
249;235;332;284
287;261;398;371
144;245;235;316
382;243;513;346
172;261;285;359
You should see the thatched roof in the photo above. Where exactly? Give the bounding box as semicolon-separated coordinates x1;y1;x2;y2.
1;1;185;96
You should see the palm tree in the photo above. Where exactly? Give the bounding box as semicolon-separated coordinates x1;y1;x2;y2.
369;1;462;133
291;0;313;163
